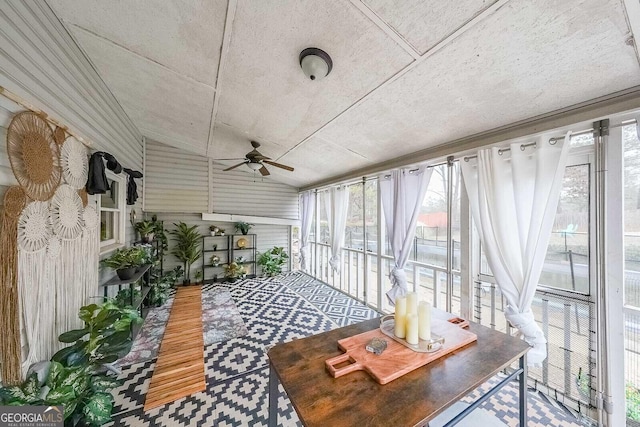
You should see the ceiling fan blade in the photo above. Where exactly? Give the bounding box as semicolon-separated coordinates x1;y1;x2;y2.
223;161;248;171
214;157;246;161
259;166;270;176
263;160;294;172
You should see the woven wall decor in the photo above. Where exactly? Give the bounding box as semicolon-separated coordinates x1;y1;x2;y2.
7;111;61;201
78;188;88;207
53;126;66;145
18;201;52;253
1;186;28;384
60;136;88;190
50;184;84;240
83;206;98;230
46;236;62;260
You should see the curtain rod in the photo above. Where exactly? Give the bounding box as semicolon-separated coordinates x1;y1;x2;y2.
0;85;92;148
462;120;639;162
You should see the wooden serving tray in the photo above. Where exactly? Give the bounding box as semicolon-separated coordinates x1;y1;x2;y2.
325;319;477;385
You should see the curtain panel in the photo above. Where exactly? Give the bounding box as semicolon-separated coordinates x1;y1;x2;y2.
379;166;432;304
460;133;571;366
323;186;349;272
299;191;315;271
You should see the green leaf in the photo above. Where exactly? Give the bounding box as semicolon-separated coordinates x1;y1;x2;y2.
90;375;121;393
60;368;88;392
112;318;132;332
0;386;28;404
63;400;77;420
94;312;121;330
101;330;130;347
45;385;76;404
78;304;99;323
45;361;66;389
59;328;90;343
22;373;40;401
83;392;114;426
67;351;89;367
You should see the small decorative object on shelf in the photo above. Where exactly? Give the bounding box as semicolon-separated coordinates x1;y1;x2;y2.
234;221;253;235
236;255;247;264
218;228;225;236
101;246;146;280
237;237;248;248
210;254;220;266
224;261;246;281
209;225;219;236
194;270;203;285
212;243;218;251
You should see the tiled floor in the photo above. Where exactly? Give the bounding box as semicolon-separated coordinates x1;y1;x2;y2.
107;272;592;426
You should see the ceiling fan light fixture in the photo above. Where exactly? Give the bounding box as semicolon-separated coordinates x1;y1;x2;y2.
299;48;332;81
247;162;262;171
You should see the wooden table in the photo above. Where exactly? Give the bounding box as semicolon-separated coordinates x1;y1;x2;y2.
267;318;529;427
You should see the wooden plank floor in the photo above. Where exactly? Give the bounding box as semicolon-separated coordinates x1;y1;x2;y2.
144;286;206;411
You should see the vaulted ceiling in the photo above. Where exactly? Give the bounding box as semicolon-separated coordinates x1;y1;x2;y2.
48;0;640;188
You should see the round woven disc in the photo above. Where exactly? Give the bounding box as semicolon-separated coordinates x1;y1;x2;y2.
53;127;66;145
3;186;27;219
60;136;88;189
78;188;88;207
7;112;61;201
17;201;52;253
50;184;84;240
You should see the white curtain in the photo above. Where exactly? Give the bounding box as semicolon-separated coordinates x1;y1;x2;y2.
323;186;349;272
379;166;432;304
299;191;315;271
460;133;571;366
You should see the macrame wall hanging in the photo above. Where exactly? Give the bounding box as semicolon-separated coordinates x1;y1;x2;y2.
0;186;27;385
60;136;88;190
7;111;61;201
50;184;84;240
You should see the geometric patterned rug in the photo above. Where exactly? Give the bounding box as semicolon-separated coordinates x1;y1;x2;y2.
105;272;590;427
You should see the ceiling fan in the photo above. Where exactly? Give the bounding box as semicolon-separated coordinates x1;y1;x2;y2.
214;141;294;176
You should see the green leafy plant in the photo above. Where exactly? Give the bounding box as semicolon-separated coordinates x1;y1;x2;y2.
224;262;246;280
258;246;289;276
194;270;203;284
628;383;640;421
148;267;183;307
114;287;142;308
52;301;142;370
234;222;253;235
135;220;155;242
100;247;146;271
168;222;202;284
150;215;168;252
0;362;120;426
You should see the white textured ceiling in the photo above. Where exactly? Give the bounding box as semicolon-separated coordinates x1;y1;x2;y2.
49;0;640;188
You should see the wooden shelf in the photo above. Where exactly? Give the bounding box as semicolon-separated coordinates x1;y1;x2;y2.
203;249;228;253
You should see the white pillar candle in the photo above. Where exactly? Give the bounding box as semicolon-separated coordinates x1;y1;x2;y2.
394;296;407;338
406;314;419;345
406;292;418;315
418;301;431;340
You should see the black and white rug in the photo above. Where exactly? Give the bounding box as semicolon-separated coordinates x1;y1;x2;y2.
107;272;586;427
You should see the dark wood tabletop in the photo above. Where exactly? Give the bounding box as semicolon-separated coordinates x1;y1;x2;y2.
268;317;529;427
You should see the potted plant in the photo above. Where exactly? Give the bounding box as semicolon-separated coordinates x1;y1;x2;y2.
210;254;220;267
101;247;146;280
135;220;156;243
194;270;203;285
148;267;182;307
258;246;289;277
209;224;219;236
234;221;253;235
224;261;246;282
169;222;202;284
218;228;225;236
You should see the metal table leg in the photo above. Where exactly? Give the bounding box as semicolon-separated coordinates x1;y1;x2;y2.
519;354;528;426
268;361;278;427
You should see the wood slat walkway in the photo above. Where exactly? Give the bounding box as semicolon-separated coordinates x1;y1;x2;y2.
144;286;206;410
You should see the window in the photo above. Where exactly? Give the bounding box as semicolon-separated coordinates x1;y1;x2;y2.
99;170;126;253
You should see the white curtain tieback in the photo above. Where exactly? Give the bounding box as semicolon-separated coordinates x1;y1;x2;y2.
505;307;547;367
329;255;340;272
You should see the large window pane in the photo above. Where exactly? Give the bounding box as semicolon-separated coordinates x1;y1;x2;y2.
541;164;590;293
415;164;447;267
344;184;363;249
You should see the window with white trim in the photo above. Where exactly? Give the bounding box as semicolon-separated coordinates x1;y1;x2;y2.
99;170;126;253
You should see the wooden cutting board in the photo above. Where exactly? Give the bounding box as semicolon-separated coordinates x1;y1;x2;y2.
325;319;477;385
